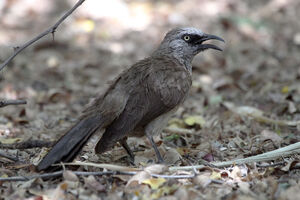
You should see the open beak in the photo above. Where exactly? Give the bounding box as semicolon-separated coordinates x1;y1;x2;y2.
197;34;225;51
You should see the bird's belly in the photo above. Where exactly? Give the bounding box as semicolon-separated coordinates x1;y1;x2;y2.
128;126;145;137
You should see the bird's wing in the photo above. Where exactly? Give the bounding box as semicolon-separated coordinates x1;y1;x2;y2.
140;63;192;125
95;59;192;153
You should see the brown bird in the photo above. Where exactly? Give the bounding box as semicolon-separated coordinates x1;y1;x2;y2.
37;27;224;171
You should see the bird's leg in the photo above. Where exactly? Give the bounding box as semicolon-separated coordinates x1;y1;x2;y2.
119;138;135;165
146;134;164;163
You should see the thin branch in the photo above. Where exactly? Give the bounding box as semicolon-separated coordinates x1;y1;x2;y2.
0;151;19;162
256;161;286;168
52;142;300;174
0;139;53;149
0;0;86;71
152;174;195;179
53;161;141;172
0;170;196;182
0;99;26;108
169;142;300;171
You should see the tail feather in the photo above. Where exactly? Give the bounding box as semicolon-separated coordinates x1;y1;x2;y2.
37;114;103;171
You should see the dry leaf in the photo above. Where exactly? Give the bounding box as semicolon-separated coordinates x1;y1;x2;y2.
184;115;205;127
210;171;222;180
163;148;181;165
261;130;282;144
144;164;168;174
63;170;79;182
142;177;166;189
281;160;298;172
231;166;242;179
0;137;22;144
193;173;212;188
84;175;105;192
126;171;151;187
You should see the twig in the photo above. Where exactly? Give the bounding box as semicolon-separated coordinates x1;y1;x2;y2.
53;142;300;174
0;99;26;108
0;139;53;149
0;151;19;162
256;161;286;168
152;174;195;179
0;0;86;71
0;170;196;182
169;142;300;171
53;161;141;172
55;162;197;179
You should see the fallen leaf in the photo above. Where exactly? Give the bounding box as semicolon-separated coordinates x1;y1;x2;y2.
150;185;178;199
193;173;212;188
126;171;151;187
168;118;185;129
84;175;105;192
202;153;214;162
281;160;298;172
210;171;221;180
63;170;79;182
261;129;282;144
163;148;181;165
142;177;166;189
0;137;22;144
184;115;205;127
230;166;243;180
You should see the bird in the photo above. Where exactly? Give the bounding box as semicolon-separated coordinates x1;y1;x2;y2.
37;27;224;171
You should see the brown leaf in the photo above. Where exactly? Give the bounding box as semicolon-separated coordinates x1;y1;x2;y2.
126;171;151;188
142;177;166;189
63;170;79;182
193;173;212;188
261;130;282;144
202;153;214;162
84;175;105;192
281;160;299;172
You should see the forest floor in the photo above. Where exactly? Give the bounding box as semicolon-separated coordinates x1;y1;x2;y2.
1;0;300;199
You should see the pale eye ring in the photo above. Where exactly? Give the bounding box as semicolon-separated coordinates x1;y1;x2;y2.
183;35;190;41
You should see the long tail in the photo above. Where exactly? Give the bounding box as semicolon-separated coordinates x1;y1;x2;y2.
37;114;103;171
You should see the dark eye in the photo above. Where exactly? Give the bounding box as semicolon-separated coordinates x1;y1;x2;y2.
183;35;190;41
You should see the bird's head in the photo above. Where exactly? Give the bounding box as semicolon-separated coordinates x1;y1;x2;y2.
155;27;225;68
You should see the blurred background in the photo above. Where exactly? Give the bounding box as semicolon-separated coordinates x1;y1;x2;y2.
0;0;300;166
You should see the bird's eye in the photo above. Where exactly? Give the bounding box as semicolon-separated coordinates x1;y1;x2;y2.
183;35;190;41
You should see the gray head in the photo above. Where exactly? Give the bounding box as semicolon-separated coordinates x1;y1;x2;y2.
154;27;224;69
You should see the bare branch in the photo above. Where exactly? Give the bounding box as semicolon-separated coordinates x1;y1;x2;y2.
170;141;300;171
0;0;86;71
0;170;197;182
0;99;27;108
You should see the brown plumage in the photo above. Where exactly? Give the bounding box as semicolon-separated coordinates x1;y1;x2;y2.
37;27;224;171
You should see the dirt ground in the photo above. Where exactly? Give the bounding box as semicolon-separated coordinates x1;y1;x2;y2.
1;0;300;199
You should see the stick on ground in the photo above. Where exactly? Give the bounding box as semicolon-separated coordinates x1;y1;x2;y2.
0;99;27;108
169;142;300;171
